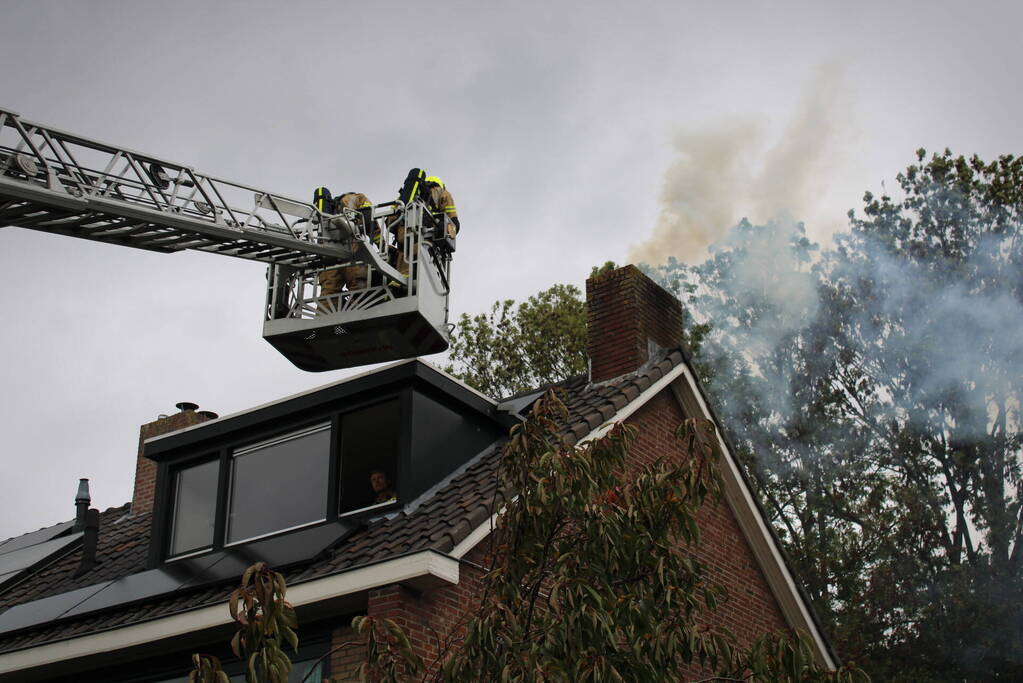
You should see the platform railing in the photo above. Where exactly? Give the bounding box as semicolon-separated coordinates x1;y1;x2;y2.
264;202;454;323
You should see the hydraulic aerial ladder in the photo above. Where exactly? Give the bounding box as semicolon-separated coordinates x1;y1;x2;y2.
0;108;454;371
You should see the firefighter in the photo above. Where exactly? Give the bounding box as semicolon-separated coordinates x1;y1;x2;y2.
315;188;375;313
390;170;459;279
424;175;459;238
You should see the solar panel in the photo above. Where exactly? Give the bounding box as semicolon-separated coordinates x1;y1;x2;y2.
0;582;112;635
0;520;360;636
0;520;74;556
0;532;83;588
61;552;227;619
0;533;83;576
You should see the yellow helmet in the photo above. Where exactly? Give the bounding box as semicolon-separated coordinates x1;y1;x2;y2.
425;175;445;189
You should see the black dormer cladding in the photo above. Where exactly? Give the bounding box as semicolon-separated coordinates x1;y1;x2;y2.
144;361;513;568
407;388;503;502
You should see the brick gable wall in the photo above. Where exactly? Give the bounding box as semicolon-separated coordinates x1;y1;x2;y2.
626;390;789;679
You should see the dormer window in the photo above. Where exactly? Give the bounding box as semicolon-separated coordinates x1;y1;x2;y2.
159;396;408;561
147;363;509;568
226;423;331;545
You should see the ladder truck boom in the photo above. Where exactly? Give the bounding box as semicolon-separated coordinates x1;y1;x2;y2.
0;108;454;371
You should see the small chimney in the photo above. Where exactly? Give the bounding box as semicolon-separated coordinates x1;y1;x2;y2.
586;264;684;384
131;402;215;516
74;508;100;577
74;479;91;532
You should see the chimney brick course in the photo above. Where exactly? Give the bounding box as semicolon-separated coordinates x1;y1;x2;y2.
131;409;212;516
586;264;684;383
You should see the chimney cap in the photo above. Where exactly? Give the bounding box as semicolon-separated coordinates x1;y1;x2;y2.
198;410;219;420
175;401;199;412
75;478;91;504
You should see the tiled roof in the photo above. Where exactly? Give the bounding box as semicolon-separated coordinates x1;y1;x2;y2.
0;350;687;654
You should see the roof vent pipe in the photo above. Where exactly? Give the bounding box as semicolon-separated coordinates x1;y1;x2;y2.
74;509;100;577
175;401;199;413
74;478;91;532
198;410;219;420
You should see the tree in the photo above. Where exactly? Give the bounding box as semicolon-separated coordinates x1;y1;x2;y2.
819;150;1023;679
357;391;866;682
645;219;890;666
443;284;587;398
649;151;1023;680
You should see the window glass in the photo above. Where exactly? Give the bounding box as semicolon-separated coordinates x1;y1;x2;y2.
226;424;331;545
339;399;401;513
168;459;219;557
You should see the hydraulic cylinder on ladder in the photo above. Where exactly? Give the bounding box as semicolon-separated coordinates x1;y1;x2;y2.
0;108;453;371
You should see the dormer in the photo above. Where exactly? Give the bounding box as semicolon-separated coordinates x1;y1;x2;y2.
142;360;512;570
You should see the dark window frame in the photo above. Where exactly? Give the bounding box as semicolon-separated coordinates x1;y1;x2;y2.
224;421;333;546
338;398;404;515
164;452;223;559
154;390;410;564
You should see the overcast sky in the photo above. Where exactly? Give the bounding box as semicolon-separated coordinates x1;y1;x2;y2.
1;0;1020;540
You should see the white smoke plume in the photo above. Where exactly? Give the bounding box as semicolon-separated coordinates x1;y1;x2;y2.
629;63;847;266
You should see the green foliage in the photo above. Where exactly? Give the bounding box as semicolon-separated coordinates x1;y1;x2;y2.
745;632;869;683
445;395;729;681
443;284;587;397
188;654;230;683
229;562;299;683
189;562;299;683
352;615;425;683
827;149;1023;680
589;261;619;278
358;391;863;682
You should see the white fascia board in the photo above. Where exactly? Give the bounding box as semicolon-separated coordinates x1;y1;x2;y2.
0;551;458;676
672;365;836;669
451;361;835;669
451;511;501;559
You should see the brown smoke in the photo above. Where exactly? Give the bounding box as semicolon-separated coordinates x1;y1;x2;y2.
628;63;847;266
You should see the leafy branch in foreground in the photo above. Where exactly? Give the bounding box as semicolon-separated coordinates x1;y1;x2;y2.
190;562;298;683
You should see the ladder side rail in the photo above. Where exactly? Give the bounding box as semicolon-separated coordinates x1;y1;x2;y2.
1;109;200;170
1;115;175;211
0;173;341;265
0;110;338;261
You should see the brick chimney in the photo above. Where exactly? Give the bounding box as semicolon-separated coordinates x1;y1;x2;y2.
131;403;215;516
586;264;684;384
